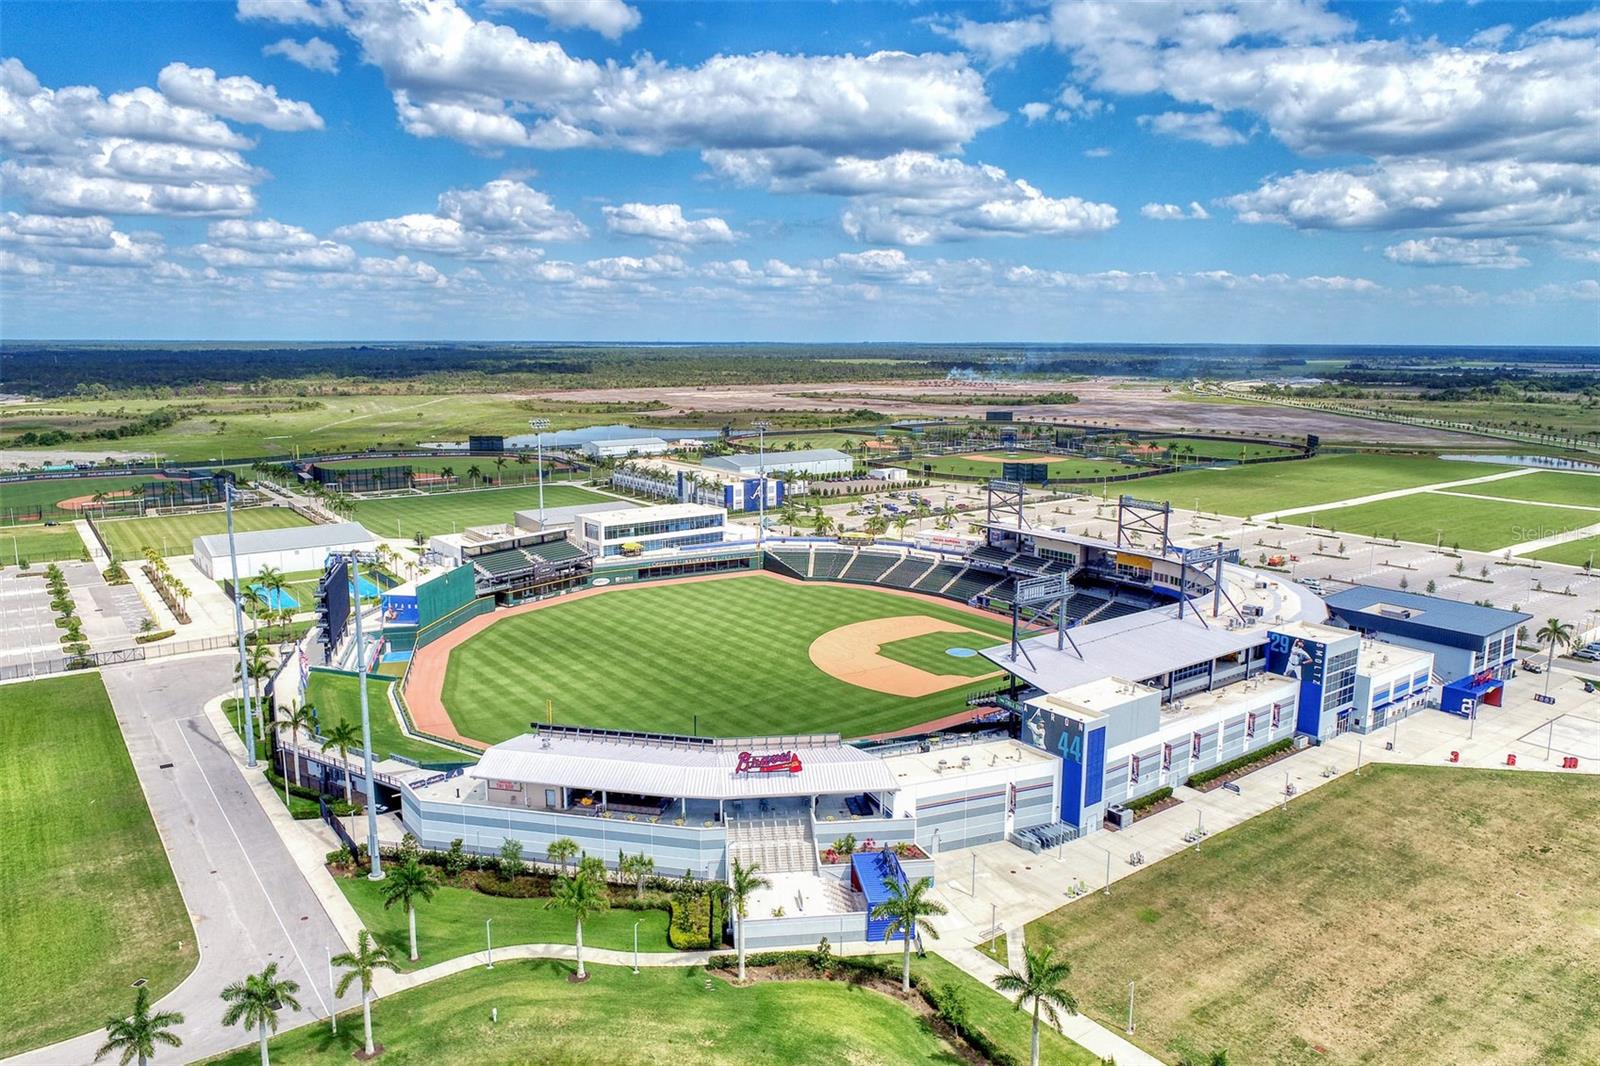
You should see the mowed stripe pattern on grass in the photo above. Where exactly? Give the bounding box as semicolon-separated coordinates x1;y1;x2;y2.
0;673;196;1058
439;573;1014;742
96;505;312;558
350;483;611;538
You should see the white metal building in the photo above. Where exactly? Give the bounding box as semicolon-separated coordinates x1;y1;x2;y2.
192;520;376;581
573;502;728;557
581;436;673;459
703;448;853;477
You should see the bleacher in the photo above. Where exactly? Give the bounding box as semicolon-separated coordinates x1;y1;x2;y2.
880;557;934;589
913;562;966;593
1094;598;1149;622
946;568;999;602
844;551;900;583
982;576;1016;603
766;549;811;579
968;545;1015;567
472;548;537;578
526;538;585;564
810;548;855;580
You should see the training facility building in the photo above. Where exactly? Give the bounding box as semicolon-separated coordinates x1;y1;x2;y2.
193;520;376;581
1323;585;1530;715
703;448;853;478
610;457;784;513
580;436;674;459
573;502;730;558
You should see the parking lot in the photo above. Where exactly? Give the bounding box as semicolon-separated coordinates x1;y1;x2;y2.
0;570;67;674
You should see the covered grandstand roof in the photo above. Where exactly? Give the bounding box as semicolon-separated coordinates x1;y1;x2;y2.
470;731;899;799
982;567;1327;692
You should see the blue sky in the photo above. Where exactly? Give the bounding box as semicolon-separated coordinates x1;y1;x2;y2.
1;0;1596;344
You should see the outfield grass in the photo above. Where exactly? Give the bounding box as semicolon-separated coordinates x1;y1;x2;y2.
1;522;87;564
1115;453;1520;517
1433;471;1600;508
1026;765;1600;1066
900;452;1138;482
350;483;611;539
304;671;470;764
877;631;999;678
0;674;196;1058
1524;535;1600;568
203;961;965;1065
335;877;672;970
441;574;1014;742
96;505;312;558
1298;492;1599;552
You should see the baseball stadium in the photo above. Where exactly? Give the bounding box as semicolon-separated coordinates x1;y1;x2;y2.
265;483;1529;951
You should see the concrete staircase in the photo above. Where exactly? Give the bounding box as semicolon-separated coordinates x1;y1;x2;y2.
727;816;817;875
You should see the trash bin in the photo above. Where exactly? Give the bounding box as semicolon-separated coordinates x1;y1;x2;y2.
1506;753;1517;766
1449;751;1460;763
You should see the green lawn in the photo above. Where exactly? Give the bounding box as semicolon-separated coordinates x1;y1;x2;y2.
0;474;155;524
336;876;672;970
304;671;470;764
1297;492;1599;552
1118;453;1520;517
96;505;312;558
1;522;87;565
441;573;1013;742
1524;535;1600;568
0;674;196;1058
1127;437;1300;460
202;961;965;1065
899;452;1138;483
1433;471;1600;508
1026;766;1600;1066
350;483;611;539
877;631;1000;678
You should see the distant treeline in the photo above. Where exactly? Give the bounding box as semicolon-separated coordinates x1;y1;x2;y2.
2;342;1593;398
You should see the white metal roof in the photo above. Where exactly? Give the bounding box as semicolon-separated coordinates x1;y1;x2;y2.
703;449;851;472
469;731;899;799
193;520;373;557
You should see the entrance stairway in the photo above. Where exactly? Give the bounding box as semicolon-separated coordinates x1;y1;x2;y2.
727;815;817;875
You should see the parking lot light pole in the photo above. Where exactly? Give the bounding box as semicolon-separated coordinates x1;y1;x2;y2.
347;550;384;881
753;420;771;547
226;483;258;768
528;418;552;524
633;919;641;974
486;918;494;969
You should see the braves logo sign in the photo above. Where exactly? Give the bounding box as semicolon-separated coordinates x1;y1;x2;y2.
734;751;803;775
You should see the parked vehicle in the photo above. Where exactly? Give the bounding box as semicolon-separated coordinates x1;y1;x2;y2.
1521;659;1543;673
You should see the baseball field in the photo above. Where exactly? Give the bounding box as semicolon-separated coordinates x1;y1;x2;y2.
420;572;1016;745
94;505;312;559
349;483;612;539
899;451;1140;483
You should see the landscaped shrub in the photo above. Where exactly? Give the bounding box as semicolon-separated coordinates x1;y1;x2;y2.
1186;738;1294;789
1123;786;1174;813
134;629;175;644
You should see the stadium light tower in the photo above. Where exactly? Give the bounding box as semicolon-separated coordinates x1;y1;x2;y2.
225;481;258;768
528;418;552;524
753;420;772;546
341;549;385;880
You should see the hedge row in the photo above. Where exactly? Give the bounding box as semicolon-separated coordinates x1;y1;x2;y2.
1186;737;1294;789
1122;785;1173;813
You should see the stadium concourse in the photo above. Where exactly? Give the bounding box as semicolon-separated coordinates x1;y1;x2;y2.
319;489;1561;954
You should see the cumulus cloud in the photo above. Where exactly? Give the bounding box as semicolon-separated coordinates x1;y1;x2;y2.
1383;236;1530;269
1019;101;1052;124
156;62;323;131
262;36;341;74
333;178;586;259
602;203;738;244
486;0;641;40
700;257;829;289
0;212;165;267
1141;201;1210;221
1137;110;1246;147
192;218;357;270
930;16;1052;68
706;148;1117;244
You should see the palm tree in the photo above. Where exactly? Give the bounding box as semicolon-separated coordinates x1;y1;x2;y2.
548;837;579;875
494;455;508;484
380;857;441;961
95;986;183;1066
332;930;397;1057
729;857;772;982
274;701;315;792
1536;616;1575;695
620;852;654;899
993;945;1079;1066
466;464;483;487
545;869;609;980
870;874;946;992
515;452;531;482
321;719;361;805
219;962;300;1066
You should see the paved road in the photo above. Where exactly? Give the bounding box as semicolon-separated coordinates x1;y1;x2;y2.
6;654;355;1066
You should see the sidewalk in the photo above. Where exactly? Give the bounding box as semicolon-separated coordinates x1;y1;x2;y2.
1246;467;1534;522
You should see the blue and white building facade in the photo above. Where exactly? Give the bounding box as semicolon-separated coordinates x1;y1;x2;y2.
573;503;729;557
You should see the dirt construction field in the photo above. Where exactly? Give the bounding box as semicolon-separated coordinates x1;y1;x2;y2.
408;571;1016;744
